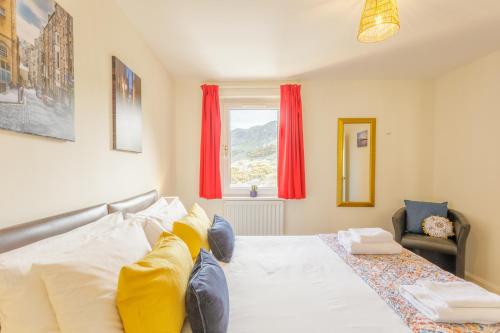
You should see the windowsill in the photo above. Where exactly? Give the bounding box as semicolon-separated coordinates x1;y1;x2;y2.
223;196;282;201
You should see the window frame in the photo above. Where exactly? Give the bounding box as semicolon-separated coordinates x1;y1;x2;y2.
221;99;280;198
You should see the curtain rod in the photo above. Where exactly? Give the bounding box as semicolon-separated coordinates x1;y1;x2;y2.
209;83;301;89
218;85;280;89
219;95;280;99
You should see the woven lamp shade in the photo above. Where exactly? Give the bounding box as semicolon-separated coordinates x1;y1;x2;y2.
358;0;400;43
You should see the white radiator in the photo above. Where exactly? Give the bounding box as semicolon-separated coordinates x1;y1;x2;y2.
223;199;284;236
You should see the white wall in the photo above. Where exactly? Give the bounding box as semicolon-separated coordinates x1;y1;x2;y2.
0;0;175;227
174;79;434;235
433;50;500;292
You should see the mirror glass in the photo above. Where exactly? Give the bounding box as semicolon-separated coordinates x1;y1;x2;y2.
337;118;376;207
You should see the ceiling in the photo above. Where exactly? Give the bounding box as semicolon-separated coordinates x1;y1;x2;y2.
115;0;500;80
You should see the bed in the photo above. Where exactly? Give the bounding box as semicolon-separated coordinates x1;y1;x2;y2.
0;190;497;333
202;235;411;333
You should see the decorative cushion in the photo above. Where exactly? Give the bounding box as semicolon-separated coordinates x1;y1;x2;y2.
404;200;448;234
190;203;212;229
116;232;193;333
173;204;212;259
186;249;229;333
208;215;235;263
422;215;454;239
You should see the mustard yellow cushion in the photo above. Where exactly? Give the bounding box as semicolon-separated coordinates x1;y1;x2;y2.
172;203;212;260
190;203;212;228
116;232;193;333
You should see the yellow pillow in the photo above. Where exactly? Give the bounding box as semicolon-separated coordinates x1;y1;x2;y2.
190;203;212;228
172;203;212;260
116;232;193;333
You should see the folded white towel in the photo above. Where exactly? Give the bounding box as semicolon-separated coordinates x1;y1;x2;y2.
416;280;500;308
338;231;402;255
400;284;500;324
348;228;393;243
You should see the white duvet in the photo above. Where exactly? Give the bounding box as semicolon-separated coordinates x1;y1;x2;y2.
184;236;410;333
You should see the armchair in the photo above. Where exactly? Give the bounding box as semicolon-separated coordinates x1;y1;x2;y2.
392;207;470;278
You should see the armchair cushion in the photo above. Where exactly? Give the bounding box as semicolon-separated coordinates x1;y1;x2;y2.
404;200;448;234
401;233;457;255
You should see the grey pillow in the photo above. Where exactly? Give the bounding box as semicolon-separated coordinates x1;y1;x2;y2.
404;200;448;234
186;249;229;333
208;215;235;263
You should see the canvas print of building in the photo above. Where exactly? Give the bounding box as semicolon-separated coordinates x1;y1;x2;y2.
112;56;142;153
0;0;74;141
357;130;368;147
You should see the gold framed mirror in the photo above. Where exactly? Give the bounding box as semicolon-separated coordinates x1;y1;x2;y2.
337;118;376;207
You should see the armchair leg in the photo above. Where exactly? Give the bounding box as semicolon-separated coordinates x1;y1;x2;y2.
455;254;465;279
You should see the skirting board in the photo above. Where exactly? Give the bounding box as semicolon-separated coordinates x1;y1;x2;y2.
465;271;500;294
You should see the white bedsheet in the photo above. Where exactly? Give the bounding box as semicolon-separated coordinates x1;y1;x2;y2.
183;236;410;333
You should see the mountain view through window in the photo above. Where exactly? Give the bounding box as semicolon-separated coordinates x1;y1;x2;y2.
230;109;278;188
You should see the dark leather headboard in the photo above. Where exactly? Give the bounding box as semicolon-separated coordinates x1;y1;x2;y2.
107;190;158;215
0;204;108;254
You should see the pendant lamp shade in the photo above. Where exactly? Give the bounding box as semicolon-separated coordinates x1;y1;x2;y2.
358;0;400;43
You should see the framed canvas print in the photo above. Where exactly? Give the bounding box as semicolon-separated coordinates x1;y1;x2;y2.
0;0;74;141
112;56;142;153
357;130;368;147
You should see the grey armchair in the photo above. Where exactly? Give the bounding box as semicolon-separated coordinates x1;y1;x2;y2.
392;208;470;278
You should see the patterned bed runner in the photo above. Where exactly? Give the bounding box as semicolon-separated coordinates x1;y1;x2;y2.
318;234;500;333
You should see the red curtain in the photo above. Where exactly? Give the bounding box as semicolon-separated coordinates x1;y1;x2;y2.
199;84;222;199
278;84;306;199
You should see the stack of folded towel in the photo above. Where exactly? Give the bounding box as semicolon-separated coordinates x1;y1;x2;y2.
400;280;500;324
338;228;402;254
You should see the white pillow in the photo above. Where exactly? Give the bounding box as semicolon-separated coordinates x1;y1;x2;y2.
35;220;151;333
142;196;170;215
127;215;166;247
127;197;170;227
0;212;124;333
167;197;188;221
127;197;187;232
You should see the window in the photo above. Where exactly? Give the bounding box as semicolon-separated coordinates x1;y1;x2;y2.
0;44;7;58
0;7;5;17
222;102;279;196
